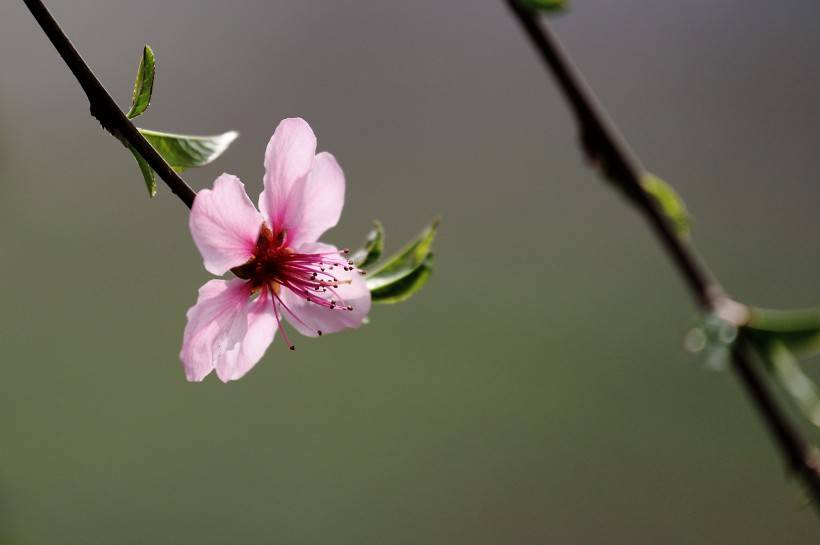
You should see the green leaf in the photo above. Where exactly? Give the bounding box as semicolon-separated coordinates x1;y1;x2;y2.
520;0;568;12
130;129;237;197
352;220;384;269
745;307;820;359
641;172;690;237
370;253;434;304
128;144;157;197
138;129;238;171
761;340;820;427
367;219;438;291
126;45;155;119
365;219;438;304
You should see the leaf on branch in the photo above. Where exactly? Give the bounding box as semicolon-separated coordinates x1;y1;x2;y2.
129;144;157;196
130;130;238;196
741;309;820;427
370;253;434;304
520;0;568;12
139;129;239;172
641;172;691;238
126;45;155;119
366;219;438;304
122;45;238;196
745;307;820;359
352;220;384;269
761;340;820;428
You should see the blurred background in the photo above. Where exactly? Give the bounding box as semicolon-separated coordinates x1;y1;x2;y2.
2;0;820;542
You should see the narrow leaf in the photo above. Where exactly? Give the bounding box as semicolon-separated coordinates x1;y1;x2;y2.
138;129;238;171
763;340;820;427
352;220;384;269
126;45;155;119
520;0;568;12
641;172;690;237
366;219;438;291
370;253;434;304
745;307;820;359
128;145;156;196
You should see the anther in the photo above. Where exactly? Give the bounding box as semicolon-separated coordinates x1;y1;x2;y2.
289;345;296;351
317;330;323;336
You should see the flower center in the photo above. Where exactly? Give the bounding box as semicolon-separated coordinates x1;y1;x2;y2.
230;223;364;348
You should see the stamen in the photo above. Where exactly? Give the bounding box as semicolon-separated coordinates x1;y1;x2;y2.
242;224;363;327
272;288;318;332
270;292;295;351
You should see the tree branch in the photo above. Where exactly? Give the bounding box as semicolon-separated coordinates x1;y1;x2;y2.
23;0;197;209
23;0;820;512
504;0;820;509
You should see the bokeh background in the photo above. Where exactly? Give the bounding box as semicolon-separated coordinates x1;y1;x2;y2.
2;0;820;543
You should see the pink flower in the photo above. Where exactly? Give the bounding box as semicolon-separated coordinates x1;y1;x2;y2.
180;118;371;382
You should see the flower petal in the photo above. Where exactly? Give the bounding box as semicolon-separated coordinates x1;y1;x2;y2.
280;242;371;337
287;152;345;246
190;174;263;275
180;279;249;381
179;279;278;382
259;118;317;232
215;290;278;382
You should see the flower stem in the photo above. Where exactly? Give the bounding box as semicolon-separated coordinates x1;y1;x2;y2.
22;0;197;209
504;0;820;510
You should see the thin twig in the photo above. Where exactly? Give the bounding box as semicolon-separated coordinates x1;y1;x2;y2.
22;0;197;208
504;0;820;509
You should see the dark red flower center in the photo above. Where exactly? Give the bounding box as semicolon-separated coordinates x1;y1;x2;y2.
230;223;364;348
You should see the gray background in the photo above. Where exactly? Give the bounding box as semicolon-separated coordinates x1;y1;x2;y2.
1;0;819;543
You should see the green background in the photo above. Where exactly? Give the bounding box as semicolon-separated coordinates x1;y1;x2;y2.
1;0;819;542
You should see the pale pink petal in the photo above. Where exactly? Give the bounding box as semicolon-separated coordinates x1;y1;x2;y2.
214;290;278;382
180;279;251;381
180;279;278;382
190;174;264;275
280;242;371;337
287;152;346;246
259;118;317;232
